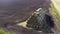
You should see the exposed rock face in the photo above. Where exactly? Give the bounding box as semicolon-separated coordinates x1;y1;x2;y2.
26;8;54;33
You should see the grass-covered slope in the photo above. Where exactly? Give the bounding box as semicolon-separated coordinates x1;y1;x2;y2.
51;3;60;22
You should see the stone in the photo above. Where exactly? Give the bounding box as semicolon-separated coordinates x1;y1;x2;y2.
26;8;54;33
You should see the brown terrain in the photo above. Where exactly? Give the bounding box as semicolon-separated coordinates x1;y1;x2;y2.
0;0;58;34
0;0;51;24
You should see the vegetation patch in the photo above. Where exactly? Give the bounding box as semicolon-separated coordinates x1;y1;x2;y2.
0;29;10;34
51;3;60;22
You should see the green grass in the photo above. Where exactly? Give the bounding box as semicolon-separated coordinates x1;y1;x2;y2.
0;30;10;34
51;3;60;22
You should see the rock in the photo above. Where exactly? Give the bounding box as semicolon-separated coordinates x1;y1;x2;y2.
26;8;54;33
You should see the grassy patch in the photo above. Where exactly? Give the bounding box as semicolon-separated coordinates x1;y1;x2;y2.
51;3;60;22
0;30;10;34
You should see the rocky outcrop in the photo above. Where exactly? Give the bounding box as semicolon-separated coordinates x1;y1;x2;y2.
26;8;54;33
